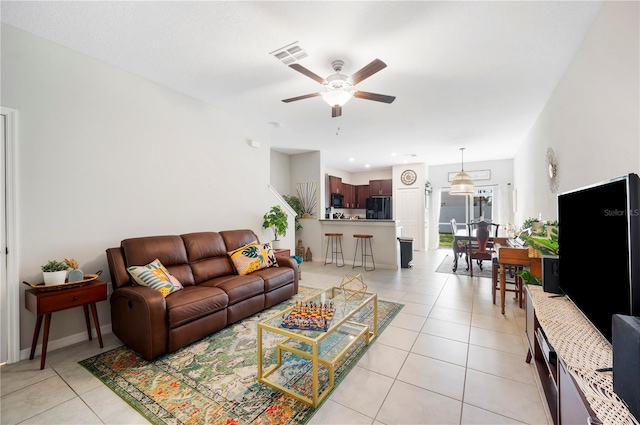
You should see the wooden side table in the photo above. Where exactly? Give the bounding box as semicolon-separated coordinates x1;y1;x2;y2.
273;248;290;257
25;281;107;369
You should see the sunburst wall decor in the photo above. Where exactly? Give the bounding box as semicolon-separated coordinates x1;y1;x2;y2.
296;182;317;218
546;147;559;193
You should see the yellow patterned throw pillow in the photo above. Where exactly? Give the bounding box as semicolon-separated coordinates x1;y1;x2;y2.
228;242;279;276
127;258;183;297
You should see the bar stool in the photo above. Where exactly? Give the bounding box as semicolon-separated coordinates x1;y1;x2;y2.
324;233;345;267
353;234;375;271
492;258;524;308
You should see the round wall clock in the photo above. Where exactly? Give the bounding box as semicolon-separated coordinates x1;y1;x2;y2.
401;169;417;185
546;147;559;193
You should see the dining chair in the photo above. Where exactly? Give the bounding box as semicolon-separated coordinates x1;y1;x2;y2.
465;221;494;277
468;219;499;238
450;218;467;263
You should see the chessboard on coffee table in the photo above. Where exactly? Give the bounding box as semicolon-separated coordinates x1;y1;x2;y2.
257;286;378;407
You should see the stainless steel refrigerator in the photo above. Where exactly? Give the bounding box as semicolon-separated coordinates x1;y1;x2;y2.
366;197;392;219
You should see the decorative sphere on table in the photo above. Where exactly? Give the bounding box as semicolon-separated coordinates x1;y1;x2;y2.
340;273;367;301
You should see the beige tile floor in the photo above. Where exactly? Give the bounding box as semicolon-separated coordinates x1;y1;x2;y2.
1;249;552;425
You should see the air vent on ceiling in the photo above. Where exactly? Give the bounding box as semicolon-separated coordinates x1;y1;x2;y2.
269;42;308;65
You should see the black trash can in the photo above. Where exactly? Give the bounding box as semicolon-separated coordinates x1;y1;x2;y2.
398;237;414;268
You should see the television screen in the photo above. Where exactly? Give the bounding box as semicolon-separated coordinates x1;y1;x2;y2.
558;173;640;342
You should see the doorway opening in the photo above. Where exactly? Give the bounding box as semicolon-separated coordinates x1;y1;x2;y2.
438;186;495;246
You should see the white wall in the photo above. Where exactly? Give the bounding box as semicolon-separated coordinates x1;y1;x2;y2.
290;151;323;262
429;158;515;191
269;150;291;195
514;1;640;226
2;24;278;353
429;158;515;241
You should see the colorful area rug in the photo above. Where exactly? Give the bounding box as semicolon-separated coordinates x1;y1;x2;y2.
80;286;402;425
436;254;493;278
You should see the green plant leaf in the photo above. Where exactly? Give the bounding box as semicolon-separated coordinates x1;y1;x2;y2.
520;269;542;286
262;205;288;240
283;195;303;231
41;260;69;272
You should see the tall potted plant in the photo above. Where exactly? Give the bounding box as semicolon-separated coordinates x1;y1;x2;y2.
283;195;304;232
262;205;288;241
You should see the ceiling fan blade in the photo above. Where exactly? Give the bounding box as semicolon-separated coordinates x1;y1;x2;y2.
289;63;325;84
350;59;387;85
354;91;396;103
332;105;342;118
282;93;321;103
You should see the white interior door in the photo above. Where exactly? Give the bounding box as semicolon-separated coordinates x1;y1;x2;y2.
1;108;18;365
396;188;422;249
1;113;6;364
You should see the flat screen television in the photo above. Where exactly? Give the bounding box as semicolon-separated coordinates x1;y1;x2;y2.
558;173;640;343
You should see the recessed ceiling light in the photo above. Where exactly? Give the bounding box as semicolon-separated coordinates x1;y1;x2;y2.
349;157;355;162
365;164;370;168
391;152;397;157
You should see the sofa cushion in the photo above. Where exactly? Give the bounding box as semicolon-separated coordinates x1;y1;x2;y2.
127;258;184;297
122;235;195;286
200;274;264;305
165;286;228;329
219;229;261;252
227;242;275;275
181;232;237;283
251;266;295;292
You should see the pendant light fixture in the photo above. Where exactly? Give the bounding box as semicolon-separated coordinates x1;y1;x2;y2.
449;148;475;196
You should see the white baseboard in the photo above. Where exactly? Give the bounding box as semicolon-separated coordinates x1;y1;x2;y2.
19;324;113;361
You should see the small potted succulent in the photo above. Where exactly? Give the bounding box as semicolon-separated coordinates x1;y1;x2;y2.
41;260;69;285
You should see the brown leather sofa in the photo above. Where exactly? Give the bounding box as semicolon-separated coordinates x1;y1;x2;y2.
106;229;298;360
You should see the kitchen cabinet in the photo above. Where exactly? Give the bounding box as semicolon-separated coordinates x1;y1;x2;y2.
342;183;355;208
355;185;369;208
329;175;342;194
369;179;392;196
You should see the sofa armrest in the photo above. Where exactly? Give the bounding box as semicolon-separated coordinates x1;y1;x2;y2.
275;255;295;269
106;247;131;289
110;286;168;360
276;256;299;293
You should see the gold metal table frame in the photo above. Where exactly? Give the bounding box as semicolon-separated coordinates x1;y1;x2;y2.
257;286;378;407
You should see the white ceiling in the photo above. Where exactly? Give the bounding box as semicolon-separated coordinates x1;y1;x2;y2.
1;1;604;172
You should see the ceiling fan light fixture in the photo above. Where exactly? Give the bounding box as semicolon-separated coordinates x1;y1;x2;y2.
282;57;394;117
322;89;353;107
450;148;475;196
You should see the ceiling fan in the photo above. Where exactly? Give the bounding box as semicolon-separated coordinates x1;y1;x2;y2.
281;58;396;118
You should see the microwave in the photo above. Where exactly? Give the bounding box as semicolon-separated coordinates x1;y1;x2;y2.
330;193;344;208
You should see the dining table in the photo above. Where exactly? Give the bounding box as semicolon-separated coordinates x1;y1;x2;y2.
450;224;499;272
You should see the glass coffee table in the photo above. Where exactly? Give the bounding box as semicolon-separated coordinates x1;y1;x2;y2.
257;286;378;407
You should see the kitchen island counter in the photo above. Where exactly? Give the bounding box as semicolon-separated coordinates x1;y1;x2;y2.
319;219;397;224
319;220;401;269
